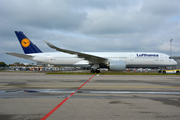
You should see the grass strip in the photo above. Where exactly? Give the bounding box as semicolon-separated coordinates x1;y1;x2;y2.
45;71;180;75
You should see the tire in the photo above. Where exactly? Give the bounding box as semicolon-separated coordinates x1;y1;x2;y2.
176;71;179;74
163;71;166;74
91;69;95;73
96;70;100;73
91;69;100;73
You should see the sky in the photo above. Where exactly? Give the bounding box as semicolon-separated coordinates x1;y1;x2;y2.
0;0;180;64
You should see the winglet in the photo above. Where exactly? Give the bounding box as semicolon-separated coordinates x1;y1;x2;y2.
43;39;65;52
42;39;77;54
42;39;55;49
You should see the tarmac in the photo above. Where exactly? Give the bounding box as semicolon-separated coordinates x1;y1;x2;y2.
0;72;180;120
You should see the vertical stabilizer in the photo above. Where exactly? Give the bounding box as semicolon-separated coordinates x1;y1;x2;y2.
15;31;42;54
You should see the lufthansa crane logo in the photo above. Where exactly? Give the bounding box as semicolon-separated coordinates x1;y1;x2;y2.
21;38;30;47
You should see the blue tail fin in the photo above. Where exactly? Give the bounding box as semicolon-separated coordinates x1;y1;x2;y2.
15;31;42;54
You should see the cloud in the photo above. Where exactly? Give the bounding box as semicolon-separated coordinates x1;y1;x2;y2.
0;0;180;64
141;0;180;16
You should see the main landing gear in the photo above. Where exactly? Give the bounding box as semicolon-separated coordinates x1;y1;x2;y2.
91;69;100;73
91;64;100;73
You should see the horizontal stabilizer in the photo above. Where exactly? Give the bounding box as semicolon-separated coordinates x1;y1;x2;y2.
6;52;33;59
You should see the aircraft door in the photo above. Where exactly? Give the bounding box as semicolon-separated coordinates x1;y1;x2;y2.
130;54;134;61
46;54;50;61
160;55;164;61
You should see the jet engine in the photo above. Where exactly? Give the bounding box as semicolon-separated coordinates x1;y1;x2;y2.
108;61;126;71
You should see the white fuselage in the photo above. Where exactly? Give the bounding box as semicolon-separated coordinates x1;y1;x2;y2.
27;52;177;68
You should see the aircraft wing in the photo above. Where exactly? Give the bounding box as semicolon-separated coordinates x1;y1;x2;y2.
43;40;107;63
6;52;33;59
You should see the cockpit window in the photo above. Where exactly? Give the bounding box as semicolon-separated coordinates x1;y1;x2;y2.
169;57;172;59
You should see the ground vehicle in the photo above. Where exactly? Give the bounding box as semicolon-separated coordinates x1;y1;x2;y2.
161;69;180;74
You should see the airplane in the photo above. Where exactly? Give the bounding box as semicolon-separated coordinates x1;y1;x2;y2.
6;31;177;73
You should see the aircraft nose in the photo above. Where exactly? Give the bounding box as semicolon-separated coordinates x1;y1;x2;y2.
173;60;177;65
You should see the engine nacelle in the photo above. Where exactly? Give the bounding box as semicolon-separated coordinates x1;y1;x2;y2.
108;61;126;71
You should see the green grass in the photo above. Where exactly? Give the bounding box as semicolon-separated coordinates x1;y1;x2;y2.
45;71;180;75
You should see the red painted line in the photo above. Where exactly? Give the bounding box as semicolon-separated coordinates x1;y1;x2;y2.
41;75;95;120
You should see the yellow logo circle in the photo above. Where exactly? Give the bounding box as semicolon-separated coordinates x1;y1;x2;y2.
21;38;30;47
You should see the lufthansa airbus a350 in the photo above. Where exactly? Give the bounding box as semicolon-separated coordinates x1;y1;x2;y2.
6;31;177;73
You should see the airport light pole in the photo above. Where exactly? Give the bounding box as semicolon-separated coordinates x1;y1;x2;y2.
170;39;173;57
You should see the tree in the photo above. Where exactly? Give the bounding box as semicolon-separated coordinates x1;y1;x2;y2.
12;62;21;66
0;62;7;67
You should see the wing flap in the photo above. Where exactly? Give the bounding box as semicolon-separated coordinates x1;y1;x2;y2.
43;40;107;63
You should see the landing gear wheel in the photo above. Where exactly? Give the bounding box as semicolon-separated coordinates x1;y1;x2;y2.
91;69;95;73
95;69;100;73
91;69;100;73
158;70;162;73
